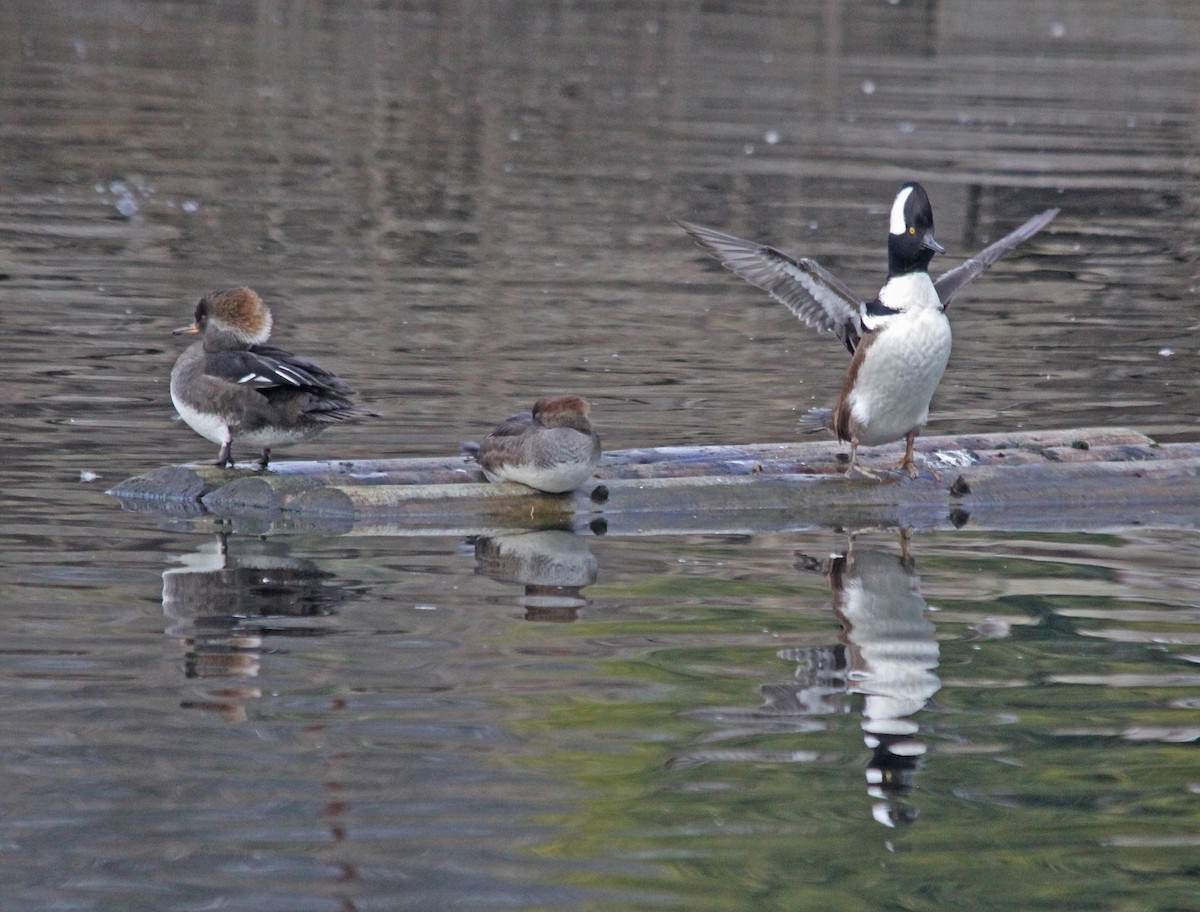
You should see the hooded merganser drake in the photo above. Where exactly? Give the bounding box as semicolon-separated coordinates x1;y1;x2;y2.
464;395;601;493
678;183;1059;477
170;287;377;469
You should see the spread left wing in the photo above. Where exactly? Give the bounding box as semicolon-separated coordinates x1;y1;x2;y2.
934;208;1060;307
676;220;866;353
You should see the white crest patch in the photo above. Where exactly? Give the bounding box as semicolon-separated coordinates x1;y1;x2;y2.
889;185;914;236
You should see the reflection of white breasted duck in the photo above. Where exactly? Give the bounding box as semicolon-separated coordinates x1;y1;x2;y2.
679;183;1058;477
467;395;601;494
170;287;376;469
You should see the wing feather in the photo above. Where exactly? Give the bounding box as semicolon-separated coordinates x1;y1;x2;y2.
203;346;354;395
934;208;1060;307
676;220;865;353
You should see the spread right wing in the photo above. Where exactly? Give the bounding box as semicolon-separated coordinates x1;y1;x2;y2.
934;208;1060;307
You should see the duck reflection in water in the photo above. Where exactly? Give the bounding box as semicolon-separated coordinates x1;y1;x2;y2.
162;533;357;721
472;526;601;622
794;532;940;827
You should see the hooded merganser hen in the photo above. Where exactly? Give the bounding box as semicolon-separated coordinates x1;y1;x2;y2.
678;184;1059;477
464;395;601;493
170;287;377;469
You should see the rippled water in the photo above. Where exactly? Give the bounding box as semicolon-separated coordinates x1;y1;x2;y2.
2;1;1199;910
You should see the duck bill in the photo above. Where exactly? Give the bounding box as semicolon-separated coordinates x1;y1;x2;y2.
172;323;201;336
922;231;945;255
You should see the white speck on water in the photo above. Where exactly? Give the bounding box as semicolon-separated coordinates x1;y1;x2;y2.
182;199;199;213
898;121;915;134
73;39;86;59
861;79;876;95
1159;348;1174;357
508;129;521;142
79;470;100;482
764;129;780;144
1050;22;1066;38
103;178;147;217
1127;115;1138;128
644;19;659;35
744;143;755;155
809;220;819;231
413;604;438;611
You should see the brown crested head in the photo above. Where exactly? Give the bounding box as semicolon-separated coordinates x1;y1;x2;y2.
192;287;273;345
532;395;592;428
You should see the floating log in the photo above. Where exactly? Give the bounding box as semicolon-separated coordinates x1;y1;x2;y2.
108;428;1200;534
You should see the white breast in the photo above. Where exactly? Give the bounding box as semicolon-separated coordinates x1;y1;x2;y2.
847;307;952;447
485;460;596;494
171;388;231;446
877;272;943;314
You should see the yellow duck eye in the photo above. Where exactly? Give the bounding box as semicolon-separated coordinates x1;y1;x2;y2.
908;226;916;235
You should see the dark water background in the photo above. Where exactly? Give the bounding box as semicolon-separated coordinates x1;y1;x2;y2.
2;2;1199;909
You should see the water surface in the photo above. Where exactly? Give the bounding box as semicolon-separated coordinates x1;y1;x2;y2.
1;1;1199;909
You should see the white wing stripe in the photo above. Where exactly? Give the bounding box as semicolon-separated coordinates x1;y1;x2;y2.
272;365;306;385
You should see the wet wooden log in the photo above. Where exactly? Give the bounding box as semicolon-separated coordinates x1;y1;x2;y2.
111;427;1153;503
107;428;1200;533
